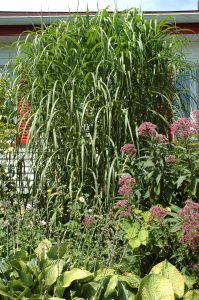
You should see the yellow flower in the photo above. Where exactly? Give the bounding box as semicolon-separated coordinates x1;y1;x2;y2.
20;208;25;217
47;188;52;194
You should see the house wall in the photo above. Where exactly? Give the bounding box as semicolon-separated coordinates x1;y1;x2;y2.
181;35;199;64
0;45;16;67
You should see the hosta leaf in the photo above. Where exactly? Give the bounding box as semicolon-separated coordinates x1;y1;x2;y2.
39;260;64;286
104;275;118;297
117;282;129;300
48;242;68;260
49;298;65;300
129;237;141;249
35;239;52;260
150;260;184;298
183;290;199;300
183;274;197;289
128;291;136;300
138;229;149;244
78;282;99;299
59;268;93;288
136;274;175;300
118;273;141;288
94;268;116;282
124;223;140;239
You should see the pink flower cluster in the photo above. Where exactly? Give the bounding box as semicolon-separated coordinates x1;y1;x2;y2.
121;144;137;155
82;215;95;227
150;205;167;222
137;122;157;138
171;118;196;139
118;175;136;187
113;199;128;209
114;174;136;218
155;134;168;144
118;175;136;198
165;155;176;166
178;199;199;252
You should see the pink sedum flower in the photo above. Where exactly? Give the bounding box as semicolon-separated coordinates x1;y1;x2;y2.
178;199;199;252
121;205;132;218
137;122;157;138
155;134;168;144
191;110;199;131
171;118;196;139
121;144;137;155
113;199;128;210
118;185;132;198
82;215;95;227
150;205;167;221
118;175;136;188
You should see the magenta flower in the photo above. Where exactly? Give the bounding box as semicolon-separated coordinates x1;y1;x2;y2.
121;205;132;218
165;155;176;166
82;215;95;227
178;199;199;251
191;110;199;131
137;122;157;138
113;199;129;210
155;134;168;144
171;118;196;139
121;144;136;155
118;175;136;188
118;185;132;198
150;205;167;221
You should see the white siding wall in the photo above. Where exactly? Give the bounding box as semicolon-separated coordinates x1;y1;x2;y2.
0;45;16;67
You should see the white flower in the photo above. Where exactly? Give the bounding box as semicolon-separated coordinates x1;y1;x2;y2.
79;196;85;203
26;203;32;210
40;220;47;226
88;209;92;213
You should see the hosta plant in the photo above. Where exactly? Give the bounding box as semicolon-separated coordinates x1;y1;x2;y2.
0;240;197;299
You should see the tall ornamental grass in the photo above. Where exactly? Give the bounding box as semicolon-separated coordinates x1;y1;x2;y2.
11;9;187;221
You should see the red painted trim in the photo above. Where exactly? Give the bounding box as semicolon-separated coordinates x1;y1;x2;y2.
0;25;37;36
176;23;199;34
0;11;96;16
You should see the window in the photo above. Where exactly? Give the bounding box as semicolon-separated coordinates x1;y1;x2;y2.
176;68;199;116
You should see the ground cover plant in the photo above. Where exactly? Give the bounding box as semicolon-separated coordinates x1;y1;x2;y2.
0;8;198;299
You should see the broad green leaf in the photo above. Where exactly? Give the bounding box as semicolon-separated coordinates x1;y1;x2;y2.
35;239;52;260
12;250;27;260
48;242;68;260
136;274;175;300
118;273;141;288
124;223;140;239
79;282;99;299
49;298;65;300
142;211;151;222
138;229;149;244
94;268;116;282
104;275;118;297
183;290;199;300
150;260;184;298
117;282;129;300
39;260;64;286
183;274;197;289
129;237;141;249
9;259;27;271
176;176;187;188
20;271;33;287
59;268;93;288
